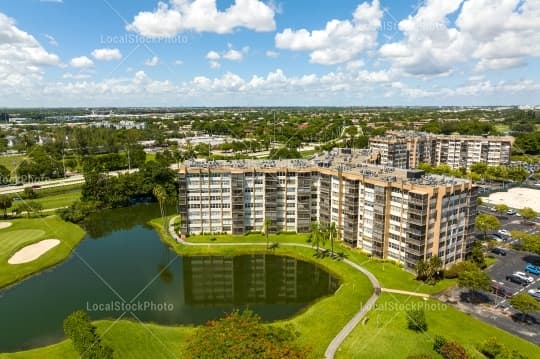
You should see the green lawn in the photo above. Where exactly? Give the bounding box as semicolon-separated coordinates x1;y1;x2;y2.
10;190;81;211
337;293;539;359
186;231;455;295
0;215;86;289
0;154;26;172
1;320;192;359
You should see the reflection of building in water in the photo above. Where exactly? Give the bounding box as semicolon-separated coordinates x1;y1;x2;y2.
183;255;339;306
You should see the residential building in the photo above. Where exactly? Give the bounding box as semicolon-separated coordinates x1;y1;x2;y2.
178;149;478;268
369;131;514;170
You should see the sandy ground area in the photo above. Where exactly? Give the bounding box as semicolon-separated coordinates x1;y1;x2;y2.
482;187;540;212
8;239;61;265
0;221;13;229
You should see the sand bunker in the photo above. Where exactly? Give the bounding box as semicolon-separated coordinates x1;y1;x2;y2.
8;239;61;265
0;222;13;229
482;187;540;213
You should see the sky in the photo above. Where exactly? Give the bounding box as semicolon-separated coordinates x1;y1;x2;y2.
1;0;539;107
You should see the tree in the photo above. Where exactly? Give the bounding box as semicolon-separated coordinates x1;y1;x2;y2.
17;201;43;218
184;310;310;359
457;267;491;302
416;256;443;284
406;308;427;332
309;222;325;253
63;310;113;359
510;293;540;319
0;164;10;185
0;195;12;218
475;214;500;240
518;207;537;221
468;241;486;268
262;218;272;249
153;185;168;230
327;222;338;255
494;204;509;216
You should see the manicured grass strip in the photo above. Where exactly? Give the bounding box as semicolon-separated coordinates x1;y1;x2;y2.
186;231;455;295
0;216;86;289
337;293;540;359
0;154;26;172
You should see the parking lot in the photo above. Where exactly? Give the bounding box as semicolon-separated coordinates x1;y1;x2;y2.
461;207;540;344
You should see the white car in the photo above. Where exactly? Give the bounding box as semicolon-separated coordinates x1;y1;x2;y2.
497;229;511;237
514;272;534;284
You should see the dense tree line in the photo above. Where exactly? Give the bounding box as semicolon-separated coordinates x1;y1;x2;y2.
63;311;113;359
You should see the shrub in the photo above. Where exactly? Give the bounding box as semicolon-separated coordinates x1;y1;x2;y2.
478;337;503;358
63;310;113;359
433;335;448;354
444;261;477;279
406;308;427;332
440;342;469;359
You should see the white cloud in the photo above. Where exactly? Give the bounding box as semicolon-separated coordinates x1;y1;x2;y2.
0;12;60;93
380;0;471;76
381;0;540;75
266;50;279;58
144;56;160;66
70;56;94;68
44;34;58;46
275;0;382;65
174;60;184;65
209;60;221;69
127;0;276;37
91;48;122;61
222;49;243;61
206;51;221;60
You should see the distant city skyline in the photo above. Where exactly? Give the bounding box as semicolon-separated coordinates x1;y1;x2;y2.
1;0;540;107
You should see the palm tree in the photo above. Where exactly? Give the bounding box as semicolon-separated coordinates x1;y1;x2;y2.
327;222;338;255
153;185;168;230
262;218;272;249
309;222;324;252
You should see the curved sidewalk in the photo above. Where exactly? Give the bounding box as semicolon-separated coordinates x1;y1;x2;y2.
167;216;381;359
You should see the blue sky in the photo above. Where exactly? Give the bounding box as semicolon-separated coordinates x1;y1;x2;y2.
1;0;539;107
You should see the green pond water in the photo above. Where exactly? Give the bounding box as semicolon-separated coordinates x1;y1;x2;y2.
0;204;339;352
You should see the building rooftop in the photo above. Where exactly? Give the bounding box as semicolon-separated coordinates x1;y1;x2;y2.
182;148;471;189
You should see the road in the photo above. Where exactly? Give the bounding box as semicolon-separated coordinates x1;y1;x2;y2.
0;169;138;195
167;216;381;359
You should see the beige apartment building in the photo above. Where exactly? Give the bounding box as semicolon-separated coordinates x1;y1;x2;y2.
178;149;478;268
369;131;514;170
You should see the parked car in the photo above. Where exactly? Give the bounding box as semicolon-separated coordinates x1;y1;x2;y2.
491;247;507;256
507;209;517;215
528;288;540;301
506;274;529;286
497;229;511;237
487;234;504;243
513;271;534;283
525;264;540;275
490;207;497;212
491;281;515;298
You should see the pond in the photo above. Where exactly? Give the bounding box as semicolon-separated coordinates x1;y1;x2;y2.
0;204;339;352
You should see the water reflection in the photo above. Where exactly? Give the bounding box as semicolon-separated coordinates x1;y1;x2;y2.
184;255;340;306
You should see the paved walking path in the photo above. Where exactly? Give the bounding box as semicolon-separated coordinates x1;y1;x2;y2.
167;216;381;359
381;288;431;298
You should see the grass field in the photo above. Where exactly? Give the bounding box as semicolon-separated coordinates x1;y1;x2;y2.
337;293;540;359
0;216;85;289
0;154;26;172
10;190;81;211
